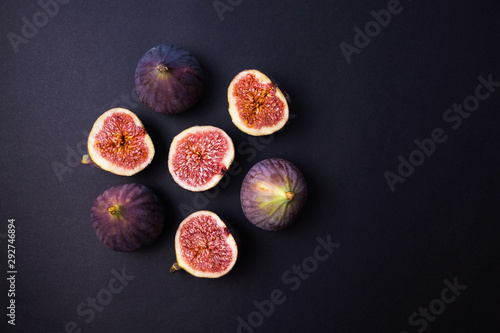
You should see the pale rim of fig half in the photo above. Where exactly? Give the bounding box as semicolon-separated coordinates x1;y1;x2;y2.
167;125;234;192
85;108;155;176
170;210;238;278
227;69;289;136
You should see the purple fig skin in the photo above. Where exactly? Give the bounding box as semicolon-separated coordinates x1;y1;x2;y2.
240;158;307;231
135;44;204;115
90;183;164;252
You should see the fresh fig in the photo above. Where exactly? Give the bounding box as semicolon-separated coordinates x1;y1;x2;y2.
84;108;155;176
228;69;289;136
167;125;234;192
240;158;307;231
135;44;204;115
170;210;238;278
90;183;164;252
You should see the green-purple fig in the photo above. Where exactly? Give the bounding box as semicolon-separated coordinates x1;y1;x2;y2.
240;158;307;231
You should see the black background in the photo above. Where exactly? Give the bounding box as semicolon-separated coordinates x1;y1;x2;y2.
1;0;500;332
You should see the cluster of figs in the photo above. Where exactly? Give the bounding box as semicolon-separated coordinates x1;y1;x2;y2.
84;44;308;278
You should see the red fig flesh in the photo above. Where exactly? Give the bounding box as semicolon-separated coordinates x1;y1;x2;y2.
228;69;289;136
86;108;154;176
168;126;234;192
170;210;238;278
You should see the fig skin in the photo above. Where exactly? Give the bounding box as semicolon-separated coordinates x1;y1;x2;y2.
90;183;164;252
167;125;235;192
228;69;289;136
135;44;204;115
240;158;307;231
85;108;155;176
170;210;238;278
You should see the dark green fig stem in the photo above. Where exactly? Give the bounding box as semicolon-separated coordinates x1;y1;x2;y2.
285;191;295;201
169;262;183;274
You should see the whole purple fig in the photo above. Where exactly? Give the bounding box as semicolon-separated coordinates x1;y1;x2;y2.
91;183;164;251
135;44;204;115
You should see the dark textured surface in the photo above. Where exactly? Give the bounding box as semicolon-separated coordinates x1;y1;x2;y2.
1;1;499;332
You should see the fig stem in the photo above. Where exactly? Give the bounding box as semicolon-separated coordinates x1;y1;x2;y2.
285;191;295;201
108;205;121;216
157;65;169;73
169;262;183;274
81;154;92;165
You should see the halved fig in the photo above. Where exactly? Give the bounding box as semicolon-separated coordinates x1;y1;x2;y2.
91;183;164;252
135;44;204;115
167;125;234;192
170;210;237;278
241;158;307;231
85;108;154;176
228;69;289;136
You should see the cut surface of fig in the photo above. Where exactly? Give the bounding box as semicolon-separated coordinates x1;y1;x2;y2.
228;69;289;136
170;210;237;278
135;44;204;115
91;183;164;252
241;158;307;231
86;108;154;176
168;125;234;192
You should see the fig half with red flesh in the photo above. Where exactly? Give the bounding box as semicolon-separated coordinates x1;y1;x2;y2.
85;108;154;176
170;210;238;278
228;69;289;136
241;158;307;231
135;44;204;115
91;183;164;252
168;125;234;192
